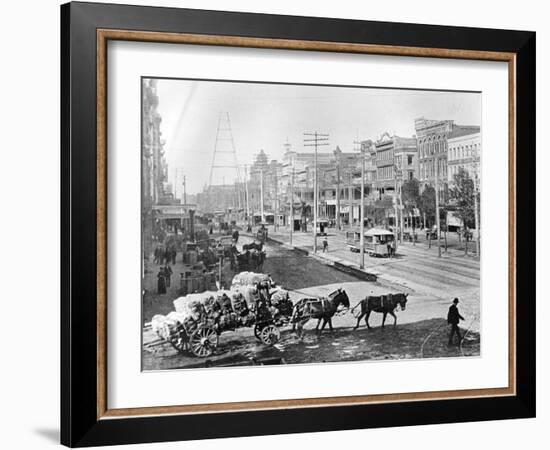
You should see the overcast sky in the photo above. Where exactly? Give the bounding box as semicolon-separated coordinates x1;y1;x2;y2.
152;78;481;196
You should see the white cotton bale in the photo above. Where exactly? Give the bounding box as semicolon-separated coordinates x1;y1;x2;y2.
151;313;183;341
231;271;272;288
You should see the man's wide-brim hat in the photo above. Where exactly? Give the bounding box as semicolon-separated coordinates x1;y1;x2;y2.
453;298;459;304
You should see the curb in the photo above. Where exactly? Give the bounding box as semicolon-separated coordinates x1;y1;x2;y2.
267;236;378;282
332;261;378;282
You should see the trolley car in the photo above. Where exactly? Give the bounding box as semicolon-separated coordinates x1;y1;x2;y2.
345;228;395;257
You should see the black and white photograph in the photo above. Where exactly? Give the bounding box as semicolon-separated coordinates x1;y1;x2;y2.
0;0;542;447
142;78;482;370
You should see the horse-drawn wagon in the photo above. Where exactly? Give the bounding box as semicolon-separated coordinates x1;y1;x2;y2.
233;241;266;272
231;272;293;340
151;273;293;357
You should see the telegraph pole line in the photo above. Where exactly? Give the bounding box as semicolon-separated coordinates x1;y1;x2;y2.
304;132;329;253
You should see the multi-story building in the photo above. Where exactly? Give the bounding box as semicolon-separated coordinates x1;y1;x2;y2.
415;117;480;192
395;145;418;182
142;79;171;255
447;131;481;184
360;140;378;185
374;133;417;194
277;143;380;226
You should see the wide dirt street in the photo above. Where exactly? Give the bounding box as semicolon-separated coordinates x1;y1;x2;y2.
143;234;479;370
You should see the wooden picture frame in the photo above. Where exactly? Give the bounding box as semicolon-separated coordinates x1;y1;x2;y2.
61;1;535;447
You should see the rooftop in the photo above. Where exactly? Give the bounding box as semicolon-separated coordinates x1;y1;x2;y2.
448;126;481;140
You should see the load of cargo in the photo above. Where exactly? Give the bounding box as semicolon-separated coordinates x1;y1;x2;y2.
232;245;266;272
231;271;274;288
150;272;294;357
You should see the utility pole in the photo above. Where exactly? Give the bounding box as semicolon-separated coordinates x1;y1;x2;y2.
304;132;329;253
260;167;265;223
353;140;366;268
398;176;404;243
274;169;279;232
290;167;294;245
360;146;366;269
393;166;397;239
182;174;187;205
244;165;250;225
393;163;404;246
473;148;480;258
336;160;341;230
348;170;353;229
435;156;442;258
392;174;399;252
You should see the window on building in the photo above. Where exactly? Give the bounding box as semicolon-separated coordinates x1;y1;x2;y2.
407;155;413;165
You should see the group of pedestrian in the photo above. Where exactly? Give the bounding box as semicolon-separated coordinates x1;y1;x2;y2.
156;265;173;294
154;245;177;265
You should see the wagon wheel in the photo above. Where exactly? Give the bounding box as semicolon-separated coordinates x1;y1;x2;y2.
167;326;187;353
189;326;218;357
253;324;263;341
169;336;186;353
259;324;280;345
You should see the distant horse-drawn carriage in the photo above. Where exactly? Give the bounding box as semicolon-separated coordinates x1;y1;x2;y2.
231;241;266;272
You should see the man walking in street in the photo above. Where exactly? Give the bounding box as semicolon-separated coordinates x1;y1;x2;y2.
322;237;328;253
447;298;465;345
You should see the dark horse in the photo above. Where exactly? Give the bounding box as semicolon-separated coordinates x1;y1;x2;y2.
291;288;350;337
352;293;408;329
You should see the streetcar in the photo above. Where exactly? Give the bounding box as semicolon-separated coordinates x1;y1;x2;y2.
346;228;395;257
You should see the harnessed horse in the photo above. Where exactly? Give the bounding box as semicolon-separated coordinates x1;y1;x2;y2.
352;293;408;329
291;288;350;337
